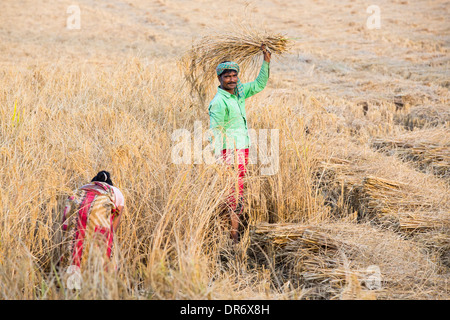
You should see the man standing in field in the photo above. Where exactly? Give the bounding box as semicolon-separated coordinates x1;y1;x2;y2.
209;44;271;243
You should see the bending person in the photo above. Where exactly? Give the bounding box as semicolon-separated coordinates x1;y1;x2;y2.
60;170;125;284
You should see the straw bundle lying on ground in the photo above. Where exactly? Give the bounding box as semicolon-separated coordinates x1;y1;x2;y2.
314;154;450;270
250;222;342;249
360;176;450;232
395;104;450;130
315;155;449;231
248;222;368;299
314;157;365;218
249;222;448;299
180;28;291;101
372;131;450;179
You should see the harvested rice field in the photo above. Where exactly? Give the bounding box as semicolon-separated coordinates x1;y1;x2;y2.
0;0;448;301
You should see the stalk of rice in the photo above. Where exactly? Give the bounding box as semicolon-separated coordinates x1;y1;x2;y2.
315;155;449;234
315;157;370;219
179;27;292;102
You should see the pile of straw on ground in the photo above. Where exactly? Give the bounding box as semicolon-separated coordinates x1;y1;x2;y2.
314;157;365;218
248;221;448;299
359;176;450;233
371;125;449;177
248;222;369;299
179;27;291;102
314;153;449;232
313;149;449;273
317;222;449;299
395;104;450;130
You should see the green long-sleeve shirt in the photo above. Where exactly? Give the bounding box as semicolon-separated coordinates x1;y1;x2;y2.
208;61;270;153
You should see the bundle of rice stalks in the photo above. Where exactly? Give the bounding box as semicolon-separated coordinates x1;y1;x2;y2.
251;222;341;249
248;223;363;298
372;131;450;179
361;176;412;215
359;176;449;232
179;27;292;102
414;230;450;269
316;157;362;185
398;212;450;231
315;157;363;214
395;104;450;130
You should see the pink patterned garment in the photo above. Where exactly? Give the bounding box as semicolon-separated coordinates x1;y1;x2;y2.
60;182;124;269
221;148;249;215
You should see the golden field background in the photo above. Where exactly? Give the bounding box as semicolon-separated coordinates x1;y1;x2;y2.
0;0;449;299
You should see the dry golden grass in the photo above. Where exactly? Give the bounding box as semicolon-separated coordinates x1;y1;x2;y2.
0;0;449;300
372;127;450;178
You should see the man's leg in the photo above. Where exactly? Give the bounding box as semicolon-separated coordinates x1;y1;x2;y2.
230;210;240;243
222;149;249;243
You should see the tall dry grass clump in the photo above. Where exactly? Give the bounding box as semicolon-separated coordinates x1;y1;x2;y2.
0;57;329;300
1;54;449;299
1;54;448;299
0;25;449;299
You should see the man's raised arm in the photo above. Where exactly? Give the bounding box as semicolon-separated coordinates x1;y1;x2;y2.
243;44;271;99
